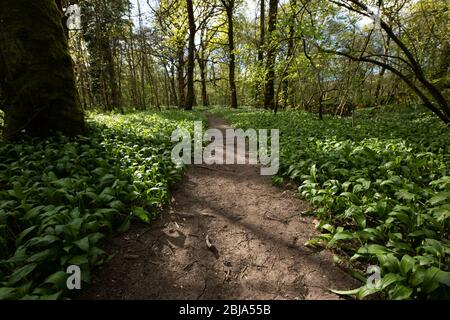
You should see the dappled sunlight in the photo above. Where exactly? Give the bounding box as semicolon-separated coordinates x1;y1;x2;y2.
213;106;450;300
0;110;204;299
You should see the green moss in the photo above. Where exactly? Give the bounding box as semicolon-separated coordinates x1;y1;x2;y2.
0;0;85;138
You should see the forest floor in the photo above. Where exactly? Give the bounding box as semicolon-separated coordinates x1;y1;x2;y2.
79;114;358;300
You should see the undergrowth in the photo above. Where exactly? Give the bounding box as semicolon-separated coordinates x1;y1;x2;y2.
212;105;450;300
0;110;205;299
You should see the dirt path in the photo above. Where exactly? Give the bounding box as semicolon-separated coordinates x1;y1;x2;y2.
80;114;357;300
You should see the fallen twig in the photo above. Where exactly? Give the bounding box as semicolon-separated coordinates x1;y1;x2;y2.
183;260;198;271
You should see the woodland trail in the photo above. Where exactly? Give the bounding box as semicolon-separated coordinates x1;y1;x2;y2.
80;114;357;300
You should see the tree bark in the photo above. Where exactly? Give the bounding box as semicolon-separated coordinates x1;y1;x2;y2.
137;0;147;110
258;0;266;65
198;53;210;107
0;0;85;138
126;6;139;108
103;37;121;111
185;0;196;110
280;0;296;110
222;0;238;108
374;38;390;105
177;47;186;109
169;63;179;106
255;0;265;104
264;0;279;110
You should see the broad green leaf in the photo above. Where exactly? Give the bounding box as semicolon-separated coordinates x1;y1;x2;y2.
117;217;131;233
422;267;441;293
43;271;68;290
27;248;57;263
388;283;413;300
16;226;36;246
395;189;416;202
328;230;355;247
74;236;90;252
329;288;360;296
381;273;405;290
8;264;37;285
358;244;390;255
132;207;150;223
377;254;400;273
429;191;450;206
0;287;18;300
68;255;89;265
399;255;415;277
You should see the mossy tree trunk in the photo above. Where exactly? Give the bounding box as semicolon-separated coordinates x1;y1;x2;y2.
0;0;85;138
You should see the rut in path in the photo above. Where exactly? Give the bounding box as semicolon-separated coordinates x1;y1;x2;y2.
80;114;358;300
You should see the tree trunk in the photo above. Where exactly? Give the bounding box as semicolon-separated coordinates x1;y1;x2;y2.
137;0;147;110
223;0;238;108
126;7;139;108
331;0;449;125
177;47;186;109
103;38;121;111
258;0;266;65
303;38;324;120
264;0;279;110
374;38;390;106
185;0;196;111
169;63;179;106
255;0;265;104
0;0;85;138
280;0;296;110
198;54;210;107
